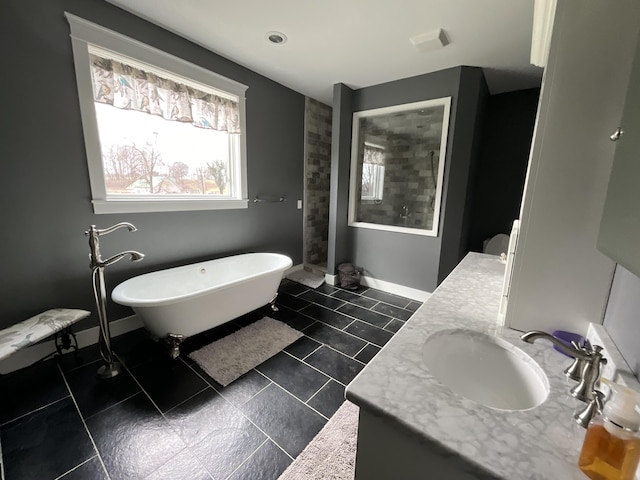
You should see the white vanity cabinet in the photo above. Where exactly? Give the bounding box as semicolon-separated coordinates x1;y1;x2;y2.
597;29;640;279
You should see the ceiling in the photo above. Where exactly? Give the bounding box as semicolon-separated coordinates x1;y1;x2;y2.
107;0;543;105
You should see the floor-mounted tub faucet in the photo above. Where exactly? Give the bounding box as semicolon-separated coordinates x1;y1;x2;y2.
86;223;144;379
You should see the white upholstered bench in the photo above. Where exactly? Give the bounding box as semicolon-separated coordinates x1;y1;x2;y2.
0;309;90;362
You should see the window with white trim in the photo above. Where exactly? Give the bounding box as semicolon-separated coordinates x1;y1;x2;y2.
360;143;385;201
66;13;249;214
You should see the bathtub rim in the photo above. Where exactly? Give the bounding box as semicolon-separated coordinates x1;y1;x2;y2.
111;252;292;308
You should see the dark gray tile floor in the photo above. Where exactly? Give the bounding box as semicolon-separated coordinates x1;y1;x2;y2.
0;280;419;480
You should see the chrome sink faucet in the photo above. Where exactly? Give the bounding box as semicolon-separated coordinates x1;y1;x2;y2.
520;331;607;403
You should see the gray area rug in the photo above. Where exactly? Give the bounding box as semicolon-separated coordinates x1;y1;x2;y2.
278;401;359;480
188;317;303;386
286;269;325;289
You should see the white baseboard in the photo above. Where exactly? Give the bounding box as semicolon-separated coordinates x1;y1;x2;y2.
325;273;431;302
325;273;338;285
0;315;142;375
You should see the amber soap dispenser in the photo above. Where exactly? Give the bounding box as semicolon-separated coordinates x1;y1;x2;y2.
579;379;640;480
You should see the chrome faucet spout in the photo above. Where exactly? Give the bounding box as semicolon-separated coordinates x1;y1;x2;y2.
101;250;145;268
521;330;607;404
520;330;590;360
91;222;137;236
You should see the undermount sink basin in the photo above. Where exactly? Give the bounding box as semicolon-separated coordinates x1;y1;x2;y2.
422;329;549;411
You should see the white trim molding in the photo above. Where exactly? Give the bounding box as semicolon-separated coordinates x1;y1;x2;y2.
326;273;431;302
348;97;451;237
530;0;557;67
65;13;249;215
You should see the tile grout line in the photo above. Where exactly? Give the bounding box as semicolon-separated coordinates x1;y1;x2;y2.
302;326;373;362
162;384;210;415
115;356;214;479
83;391;141;422
281;349;360;388
299;302;393;335
254;362;331;408
52;455;98;480
268;381;333;424
232;356;338;422
57;364;112;480
352;342;373;360
182;361;296;462
114;353;167;415
300;320;376;364
303;378;333;418
291;281;417;310
309;285;416;313
300;342;324;361
305;317;389;353
222;438;270;480
0;394;71;428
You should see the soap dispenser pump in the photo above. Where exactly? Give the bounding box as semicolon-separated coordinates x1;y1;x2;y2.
578;378;640;480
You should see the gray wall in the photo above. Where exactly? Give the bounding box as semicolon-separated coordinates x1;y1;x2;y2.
603;265;640;378
436;67;489;284
327;84;355;271
0;0;305;331
331;67;488;292
468;88;539;252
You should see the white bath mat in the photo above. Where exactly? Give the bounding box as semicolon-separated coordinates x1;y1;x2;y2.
188;316;303;386
286;269;325;289
278;401;359;480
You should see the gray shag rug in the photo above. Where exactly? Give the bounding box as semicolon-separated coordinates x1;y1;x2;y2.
278;401;359;480
286;269;325;289
188;317;303;386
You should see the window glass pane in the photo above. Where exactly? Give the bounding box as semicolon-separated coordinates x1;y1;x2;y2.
95;103;236;196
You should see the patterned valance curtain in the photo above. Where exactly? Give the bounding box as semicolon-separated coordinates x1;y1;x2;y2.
89;54;240;133
363;144;385;165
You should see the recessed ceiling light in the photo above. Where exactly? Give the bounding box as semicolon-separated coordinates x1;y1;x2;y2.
266;31;287;45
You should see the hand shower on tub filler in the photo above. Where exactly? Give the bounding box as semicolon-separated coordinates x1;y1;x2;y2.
85;222;144;379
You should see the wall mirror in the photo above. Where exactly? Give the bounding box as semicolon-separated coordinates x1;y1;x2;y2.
348;97;451;236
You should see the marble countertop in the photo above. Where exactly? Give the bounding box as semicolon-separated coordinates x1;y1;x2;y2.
346;252;589;480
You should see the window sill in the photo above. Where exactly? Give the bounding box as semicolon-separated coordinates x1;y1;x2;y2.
92;198;249;214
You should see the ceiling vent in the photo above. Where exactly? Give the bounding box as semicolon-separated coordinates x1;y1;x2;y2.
410;29;449;53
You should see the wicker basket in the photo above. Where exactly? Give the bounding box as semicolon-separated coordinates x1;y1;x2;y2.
337;263;361;290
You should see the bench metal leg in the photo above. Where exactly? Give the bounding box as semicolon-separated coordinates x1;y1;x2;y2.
54;327;78;358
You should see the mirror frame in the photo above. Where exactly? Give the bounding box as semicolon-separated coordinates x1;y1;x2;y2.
348;97;451;236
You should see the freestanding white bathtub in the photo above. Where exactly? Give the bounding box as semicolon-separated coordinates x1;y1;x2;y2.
111;252;293;343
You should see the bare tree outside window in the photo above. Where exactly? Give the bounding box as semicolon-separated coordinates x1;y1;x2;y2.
194;166;209;194
207;160;228;194
130;139;163;194
169;161;189;187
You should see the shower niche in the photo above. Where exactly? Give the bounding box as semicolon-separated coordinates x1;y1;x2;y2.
348;97;451;236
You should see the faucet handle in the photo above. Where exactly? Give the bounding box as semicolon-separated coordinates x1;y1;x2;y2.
570;347;607;402
564;341;588;381
574;389;606;428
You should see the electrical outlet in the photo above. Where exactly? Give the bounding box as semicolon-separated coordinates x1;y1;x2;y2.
297;200;302;209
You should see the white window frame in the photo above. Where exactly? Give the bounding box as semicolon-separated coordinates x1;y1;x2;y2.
65;13;249;214
348;97;451;237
